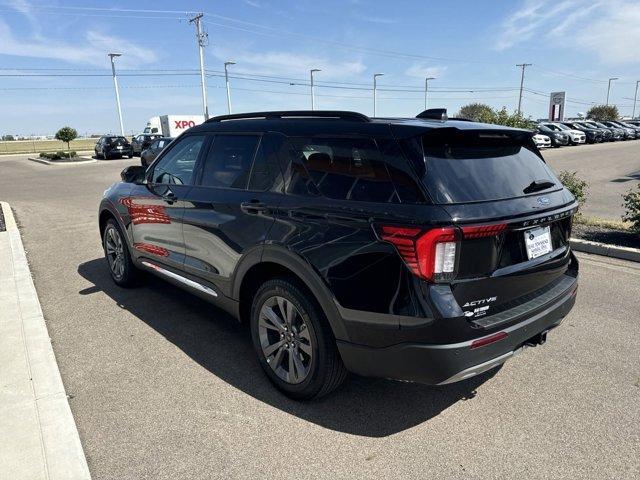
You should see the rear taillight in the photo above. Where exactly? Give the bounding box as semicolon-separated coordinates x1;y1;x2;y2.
377;225;458;282
377;222;507;282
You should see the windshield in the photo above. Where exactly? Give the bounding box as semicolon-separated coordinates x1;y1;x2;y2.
418;134;559;204
554;123;570;131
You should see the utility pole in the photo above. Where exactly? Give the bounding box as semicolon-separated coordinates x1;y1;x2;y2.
373;73;384;117
108;53;124;136
310;69;321;110
633;80;639;119
606;77;618;106
516;63;532;116
189;13;209;119
424;76;435;110
224;61;235;114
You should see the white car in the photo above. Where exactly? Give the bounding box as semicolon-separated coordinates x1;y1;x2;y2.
541;122;586;145
533;133;551;148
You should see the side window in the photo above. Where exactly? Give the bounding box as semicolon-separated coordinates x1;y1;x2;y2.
152;134;205;185
200;135;259;189
288;137;398;203
248;136;283;191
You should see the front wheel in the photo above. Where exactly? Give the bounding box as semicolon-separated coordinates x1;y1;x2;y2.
250;278;347;400
103;219;138;287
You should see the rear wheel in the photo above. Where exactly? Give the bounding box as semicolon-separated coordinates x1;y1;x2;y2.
103;219;138;287
250;278;347;400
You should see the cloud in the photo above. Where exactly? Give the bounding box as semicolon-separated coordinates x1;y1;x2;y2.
0;19;158;67
360;15;399;25
211;46;365;80
495;0;640;65
404;64;446;79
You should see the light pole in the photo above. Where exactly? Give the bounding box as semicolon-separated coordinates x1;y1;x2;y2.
189;13;209;119
632;80;639;118
516;63;532;116
108;53;124;136
424;76;435;110
224;61;235;114
373;73;384;117
606;77;618;106
310;69;321;110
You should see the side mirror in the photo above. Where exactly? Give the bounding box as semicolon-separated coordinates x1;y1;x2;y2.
121;165;146;184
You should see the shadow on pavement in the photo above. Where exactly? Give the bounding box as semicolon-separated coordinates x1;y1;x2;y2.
78;257;497;438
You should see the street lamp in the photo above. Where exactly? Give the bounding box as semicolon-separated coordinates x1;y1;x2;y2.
310;69;321;110
224;61;236;114
424;76;435;110
606;77;618;106
633;80;639;119
373;73;384;117
107;53;124;136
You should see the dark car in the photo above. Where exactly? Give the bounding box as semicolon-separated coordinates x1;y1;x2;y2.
561;122;602;143
99;110;579;399
582;121;620;141
141;137;173;167
537;124;569;147
131;134;163;156
94;135;133;159
606;121;638;139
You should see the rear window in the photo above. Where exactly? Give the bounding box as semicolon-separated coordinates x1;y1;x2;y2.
415;133;560;204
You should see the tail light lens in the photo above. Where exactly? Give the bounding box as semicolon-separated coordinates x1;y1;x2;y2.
378;226;458;281
377;222;507;282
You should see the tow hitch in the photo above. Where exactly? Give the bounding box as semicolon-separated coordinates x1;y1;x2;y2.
525;330;548;347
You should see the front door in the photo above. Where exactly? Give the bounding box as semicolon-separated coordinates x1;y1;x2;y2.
128;134;207;270
181;132;285;296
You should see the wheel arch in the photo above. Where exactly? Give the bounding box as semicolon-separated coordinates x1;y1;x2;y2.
234;246;349;342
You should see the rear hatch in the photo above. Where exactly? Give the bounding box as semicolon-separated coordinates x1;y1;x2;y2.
398;126;577;323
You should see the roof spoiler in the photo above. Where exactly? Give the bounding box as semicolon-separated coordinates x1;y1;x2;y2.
416;108;448;121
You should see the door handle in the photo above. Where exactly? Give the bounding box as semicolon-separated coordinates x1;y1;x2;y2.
241;200;268;214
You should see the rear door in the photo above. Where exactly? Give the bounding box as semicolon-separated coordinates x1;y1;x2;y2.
180;132;284;296
398;128;577;320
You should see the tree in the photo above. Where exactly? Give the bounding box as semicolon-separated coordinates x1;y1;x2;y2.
492;107;536;129
55;126;78;150
586;104;619;121
456;103;495;123
2;134;15;141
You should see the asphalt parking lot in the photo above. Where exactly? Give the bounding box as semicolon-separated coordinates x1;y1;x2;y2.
1;147;639;479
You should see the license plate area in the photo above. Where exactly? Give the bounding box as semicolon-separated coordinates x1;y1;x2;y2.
524;226;552;259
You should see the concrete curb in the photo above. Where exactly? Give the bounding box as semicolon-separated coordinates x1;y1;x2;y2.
570;237;640;262
0;202;91;480
28;157;96;166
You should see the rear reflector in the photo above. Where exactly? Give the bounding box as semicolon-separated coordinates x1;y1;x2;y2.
470;331;508;349
461;223;507;239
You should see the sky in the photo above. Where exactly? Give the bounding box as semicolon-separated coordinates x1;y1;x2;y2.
1;0;639;136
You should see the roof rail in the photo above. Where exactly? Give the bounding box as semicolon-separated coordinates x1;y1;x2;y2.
416;108;448;121
207;110;371;123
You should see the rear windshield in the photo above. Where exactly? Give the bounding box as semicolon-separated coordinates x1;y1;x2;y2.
415;133;559;204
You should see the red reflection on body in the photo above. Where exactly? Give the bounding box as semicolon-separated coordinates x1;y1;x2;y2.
133;242;170;257
119;197;170;225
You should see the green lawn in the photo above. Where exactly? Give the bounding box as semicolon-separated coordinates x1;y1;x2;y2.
0;138;96;155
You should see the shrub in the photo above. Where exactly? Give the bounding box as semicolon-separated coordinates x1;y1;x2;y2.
586;105;619;121
456;103;535;129
622;184;640;233
558;171;588;211
456;103;495;123
54;126;78;150
38;151;77;160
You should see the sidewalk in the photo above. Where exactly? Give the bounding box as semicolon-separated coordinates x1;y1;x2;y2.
0;202;90;480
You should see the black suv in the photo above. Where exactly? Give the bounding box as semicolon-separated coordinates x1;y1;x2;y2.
99;110;579;399
132;133;163;156
95;135;134;159
140;137;173;167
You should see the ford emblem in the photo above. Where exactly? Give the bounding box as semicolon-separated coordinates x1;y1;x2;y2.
537;196;550;206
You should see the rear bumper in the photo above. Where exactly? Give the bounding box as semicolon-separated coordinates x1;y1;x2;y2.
337;279;577;385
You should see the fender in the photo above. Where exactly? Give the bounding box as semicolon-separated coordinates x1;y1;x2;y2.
99;197;134;248
231;244;350;342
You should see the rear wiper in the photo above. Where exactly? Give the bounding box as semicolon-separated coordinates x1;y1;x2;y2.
523;179;555;194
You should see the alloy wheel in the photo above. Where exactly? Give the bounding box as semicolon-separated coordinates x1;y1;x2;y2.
258;296;313;384
104;226;125;279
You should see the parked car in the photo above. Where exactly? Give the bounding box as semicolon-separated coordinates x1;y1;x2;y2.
141;137;174;167
561;122;603;143
533;133;552;148
540;122;585;145
582;121;619;141
131;134;162;156
99;109;579;399
606;121;638;139
94;135;133;159
537;124;569;147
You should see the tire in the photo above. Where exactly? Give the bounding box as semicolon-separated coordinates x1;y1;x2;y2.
102;219;138;287
250;278;347;400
